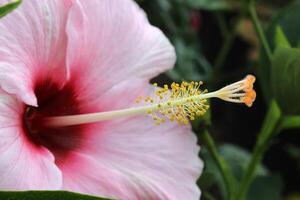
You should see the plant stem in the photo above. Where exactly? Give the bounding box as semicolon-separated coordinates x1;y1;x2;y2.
213;30;237;76
235;101;281;200
248;0;272;62
281;115;300;130
212;0;248;78
216;13;229;38
201;131;236;200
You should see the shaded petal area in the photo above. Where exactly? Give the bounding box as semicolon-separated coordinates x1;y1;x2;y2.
58;152;140;200
0;91;62;189
67;0;176;100
58;80;202;200
0;0;71;105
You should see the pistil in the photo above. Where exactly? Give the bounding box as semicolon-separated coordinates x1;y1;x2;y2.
43;75;256;127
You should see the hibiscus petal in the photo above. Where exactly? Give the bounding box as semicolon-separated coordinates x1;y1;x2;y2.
58;80;202;200
0;92;62;189
66;0;176;95
87;117;202;200
58;152;143;200
0;0;71;106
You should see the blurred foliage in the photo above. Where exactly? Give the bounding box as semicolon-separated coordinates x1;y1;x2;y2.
199;144;269;198
200;144;283;200
260;0;300;102
138;0;299;200
187;0;232;11
271;47;300;115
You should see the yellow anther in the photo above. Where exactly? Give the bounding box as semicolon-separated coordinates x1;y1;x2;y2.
242;97;253;107
246;75;256;84
146;109;153;114
247;90;256;100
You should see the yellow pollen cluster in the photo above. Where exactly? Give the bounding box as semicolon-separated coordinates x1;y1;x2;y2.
135;74;256;126
136;81;209;125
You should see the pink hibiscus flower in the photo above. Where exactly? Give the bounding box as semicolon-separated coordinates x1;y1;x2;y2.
0;0;203;199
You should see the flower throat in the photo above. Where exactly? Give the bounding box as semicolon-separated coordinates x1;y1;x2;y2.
22;80;85;152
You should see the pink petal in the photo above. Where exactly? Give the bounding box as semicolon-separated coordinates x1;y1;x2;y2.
88;117;202;200
0;0;71;106
58;80;202;200
58;152;142;199
0;91;62;189
66;0;176;96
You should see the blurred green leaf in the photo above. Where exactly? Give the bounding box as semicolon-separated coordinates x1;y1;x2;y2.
187;0;231;10
247;175;283;200
220;145;267;179
199;146;226;198
199;144;267;199
0;0;21;18
274;26;291;48
286;144;300;161
168;38;212;81
271;47;300;114
286;143;300;170
259;0;300;102
0;191;111;200
264;0;300;49
271;0;300;48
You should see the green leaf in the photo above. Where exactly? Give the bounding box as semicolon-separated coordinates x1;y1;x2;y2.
0;191;112;200
259;0;300;102
199;144;268;199
0;0;21;18
247;175;283;200
271;47;300;114
219;145;268;180
267;0;300;48
168;38;211;82
274;26;291;48
187;0;231;11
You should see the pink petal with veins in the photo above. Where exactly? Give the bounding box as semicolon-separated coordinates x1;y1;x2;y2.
0;0;71;106
0;91;62;189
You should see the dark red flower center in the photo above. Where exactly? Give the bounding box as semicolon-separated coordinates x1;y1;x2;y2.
22;79;86;158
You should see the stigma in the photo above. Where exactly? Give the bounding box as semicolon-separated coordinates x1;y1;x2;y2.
44;75;256;127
